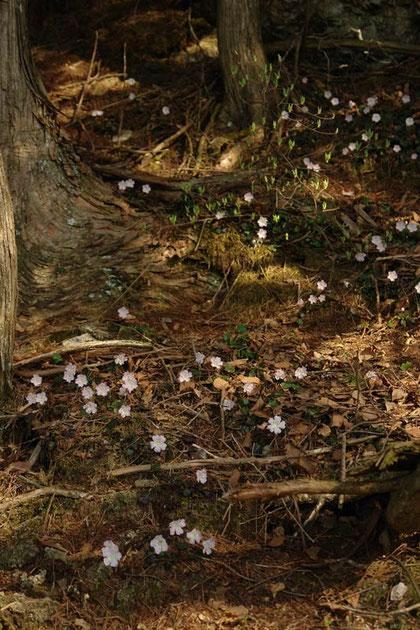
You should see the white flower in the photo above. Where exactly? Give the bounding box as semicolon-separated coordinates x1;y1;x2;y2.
395;220;406;232
196;469;207;484
348;142;356;152
102;540;122;567
355;252;366;261
342;148;349;156
119;405;131;418
407;222;418;232
363;107;371;114
318;294;326;302
186;529;202;545
405;117;414;127
222;399;235;411
267;415;286;434
91;109;104;117
122;372;137;392
331;97;339;106
258;216;268;227
118;306;129;319
297;298;304;306
125;179;135;189
361;133;369;142
150;535;168;554
150;434;167;453
128;92;136;101
195;351;205;365
415;281;420;294
126;77;136;86
274;368;286;381
317;280;327;291
366;370;377;380
31;374;42;387
348;100;356;108
83;401;97;415
280;110;289;120
411;153;418;160
178;369;193;383
302;77;308;84
96;382;110;397
75;374;88;388
169;519;186;536
118;386;128;397
63;363;77;383
162;106;170;116
118;180;127;191
345;114;353;122
324;90;332;99
393;144;401;153
308;294;317;304
114;353;128;365
311;162;321;172
215;210;225;220
243;192;254;203
367;97;377;108
372;113;381;123
243;382;255;394
257;228;267;239
387;270;398;282
142;184;151;194
390;582;408;602
202;538;216;555
401;94;411;104
82;386;94;399
210;356;223;370
343;280;350;288
371;235;385;252
294;366;307;380
26;392;37;405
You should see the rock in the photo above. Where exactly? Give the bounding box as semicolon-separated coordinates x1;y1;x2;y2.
0;592;59;628
0;541;38;569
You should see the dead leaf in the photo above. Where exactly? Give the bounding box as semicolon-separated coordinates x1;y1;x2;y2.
238;374;261;385
213;377;229;390
269;582;285;598
242;432;252;448
285;443;317;474
228;469;241;488
318;424;331;437
268;525;285;547
405;426;420;438
392;388;406;401
332;414;347;428
306;545;321;560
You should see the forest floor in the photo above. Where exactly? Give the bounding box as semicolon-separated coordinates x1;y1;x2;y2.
1;1;419;629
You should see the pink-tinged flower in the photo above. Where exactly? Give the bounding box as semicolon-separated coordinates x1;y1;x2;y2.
401;94;411;104
361;133;369;142
393;144;401;153
142;184;151;194
118;180;127;191
243;192;254;203
267;415;286;434
125;179;135;189
150;434;167;453
118;306;129;319
178;369;192;383
405;117;414;127
215;211;225;220
371;235;385;252
119;404;131;418
196;469;207;484
302;77;308;84
331;97;339;106
26;392;37;405
83;401;97;415
126;78;136;86
114;353;128;365
318;294;326;303
348;100;356;108
342;148;349;156
308;294;317;304
243;382;255;395
387;270;398;282
63;363;77;383
411;153;418;160
96;382;110;397
82;386;94;400
102;540;122;567
363;107;371;114
162;106;170;116
186;528;202;545
345;114;353;122
367;97;377;108
169;519;186;536
294;366;307;379
150;535;168;554
195;351;205;365
210;356;223;370
395;220;406;232
366;370;377;380
372;113;381;123
348;142;356;152
222;399;235;411
407;222;418;232
280;110;289;120
122;372;137;392
317;279;327;291
355;252;366;262
258;216;268;227
75;374;88;388
31;374;42;387
324;90;332;99
274;368;286;381
202;538;216;555
257;228;267;239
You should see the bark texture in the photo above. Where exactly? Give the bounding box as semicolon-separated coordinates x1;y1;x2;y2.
0;0;134;307
217;0;267;127
0;155;18;399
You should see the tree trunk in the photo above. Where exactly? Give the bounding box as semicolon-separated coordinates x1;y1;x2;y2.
217;0;267;127
0;0;136;309
0;155;18;400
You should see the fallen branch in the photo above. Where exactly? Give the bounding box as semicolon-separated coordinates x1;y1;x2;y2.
14;339;152;368
0;487;87;511
265;38;420;57
141;122;194;167
223;473;411;503
108;436;374;477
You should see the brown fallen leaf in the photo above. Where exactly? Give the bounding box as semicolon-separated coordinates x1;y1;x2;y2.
213;377;229;390
392;388;406;401
269;582;285;598
228;469;241;488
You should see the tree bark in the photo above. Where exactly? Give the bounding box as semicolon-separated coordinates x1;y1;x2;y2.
217;0;267;127
0;155;18;400
0;0;135;308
